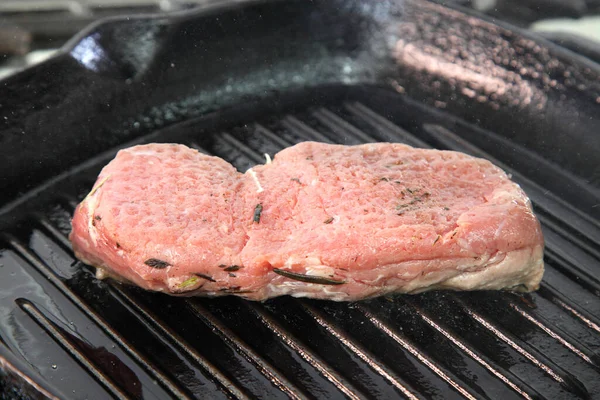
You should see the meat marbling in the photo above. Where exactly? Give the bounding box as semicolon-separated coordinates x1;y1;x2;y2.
69;142;544;301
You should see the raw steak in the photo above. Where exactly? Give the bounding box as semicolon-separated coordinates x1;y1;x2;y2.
70;142;544;301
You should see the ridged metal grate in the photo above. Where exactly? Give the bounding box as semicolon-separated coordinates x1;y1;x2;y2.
1;94;599;399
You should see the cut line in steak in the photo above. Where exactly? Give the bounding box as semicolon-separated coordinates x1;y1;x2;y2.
69;142;544;301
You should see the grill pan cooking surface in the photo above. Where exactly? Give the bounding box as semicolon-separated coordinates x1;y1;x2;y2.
1;0;600;399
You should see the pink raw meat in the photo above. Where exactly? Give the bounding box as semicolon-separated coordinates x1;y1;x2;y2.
69;142;544;301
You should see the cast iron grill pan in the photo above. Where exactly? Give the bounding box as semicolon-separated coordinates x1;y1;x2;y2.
1;1;600;399
1;87;600;399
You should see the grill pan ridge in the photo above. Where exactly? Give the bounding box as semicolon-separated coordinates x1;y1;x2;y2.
1;0;600;399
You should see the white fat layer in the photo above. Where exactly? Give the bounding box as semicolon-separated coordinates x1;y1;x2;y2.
265;282;349;301
264;153;272;164
305;265;336;277
407;246;544;293
442;246;543;291
322;287;351;301
247;168;264;193
283;256;322;268
219;223;229;234
282;257;340;279
84;174;111;245
369;273;387;284
142;246;543;300
86;190;101;245
262;248;542;300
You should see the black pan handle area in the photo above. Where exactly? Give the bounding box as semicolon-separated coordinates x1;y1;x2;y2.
0;0;400;206
0;0;599;207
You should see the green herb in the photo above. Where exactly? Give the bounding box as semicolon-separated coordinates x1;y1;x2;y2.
253;203;263;223
228;273;237;278
224;265;241;272
451;231;458;239
179;276;199;289
291;178;301;183
273;268;345;285
380;177;389;182
116;242;121;248
433;235;441;245
144;258;171;269
218;264;227;268
443;207;450;211
194;273;216;282
324;217;334;224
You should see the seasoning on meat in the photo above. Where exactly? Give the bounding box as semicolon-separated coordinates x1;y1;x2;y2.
253;204;263;223
273;268;346;285
144;258;171;269
194;273;216;282
70;142;544;301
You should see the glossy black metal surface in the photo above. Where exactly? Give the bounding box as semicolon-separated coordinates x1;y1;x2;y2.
1;86;600;399
2;0;600;206
1;0;600;398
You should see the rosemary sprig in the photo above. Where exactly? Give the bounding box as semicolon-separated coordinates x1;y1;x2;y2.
273;268;345;285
